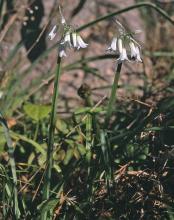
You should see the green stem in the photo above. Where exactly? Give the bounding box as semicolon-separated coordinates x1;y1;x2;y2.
42;57;61;206
34;121;39;141
105;63;122;127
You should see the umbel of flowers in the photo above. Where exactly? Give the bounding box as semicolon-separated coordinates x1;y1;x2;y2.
107;20;142;63
48;7;88;58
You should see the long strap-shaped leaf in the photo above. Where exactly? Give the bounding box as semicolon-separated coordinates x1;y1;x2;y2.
0;112;20;219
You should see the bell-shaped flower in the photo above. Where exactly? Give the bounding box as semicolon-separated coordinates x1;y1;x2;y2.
76;35;88;49
129;41;137;59
117;47;129;63
107;37;117;51
63;32;72;47
135;46;142;62
129;41;142;62
107;20;142;63
48;7;88;58
60;14;66;25
58;44;67;57
48;25;57;40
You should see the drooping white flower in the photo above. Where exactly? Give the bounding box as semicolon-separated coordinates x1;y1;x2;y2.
59;49;67;57
58;44;67;57
63;32;72;47
48;25;57;40
107;20;142;63
107;37;117;51
71;32;88;49
129;41;137;59
49;6;88;58
61;15;66;25
129;41;142;62
117;47;129;63
76;35;88;49
135;46;142;62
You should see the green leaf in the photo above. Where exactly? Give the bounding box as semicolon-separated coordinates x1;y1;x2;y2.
23;103;51;121
54;149;66;162
54;164;62;173
77;144;86;156
73;148;81;160
37;198;58;218
56;118;68;134
63;149;74;165
0;127;6;153
75;107;103;115
11;131;46;155
85;150;92;163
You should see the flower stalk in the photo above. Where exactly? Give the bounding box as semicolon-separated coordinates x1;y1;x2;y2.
104;63;122;127
42;57;61;202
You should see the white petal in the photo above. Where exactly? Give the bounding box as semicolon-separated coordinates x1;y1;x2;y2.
59;44;67;57
59;50;67;57
118;38;123;54
61;16;66;24
135;46;142;62
64;32;71;42
48;25;57;40
76;35;88;49
64;32;72;47
108;37;117;51
72;32;77;48
117;48;129;63
129;42;137;58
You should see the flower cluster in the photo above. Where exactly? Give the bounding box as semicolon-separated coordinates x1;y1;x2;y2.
48;7;88;58
107;20;142;63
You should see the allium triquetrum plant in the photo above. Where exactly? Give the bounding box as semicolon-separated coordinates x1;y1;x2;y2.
105;20;142;126
42;6;88;219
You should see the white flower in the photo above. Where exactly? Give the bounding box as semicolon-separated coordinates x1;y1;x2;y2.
107;37;117;51
48;25;57;40
61;16;66;25
59;44;67;57
107;20;142;63
59;49;67;57
135;46;142;62
129;41;137;59
71;32;88;49
63;32;72;47
129;42;142;62
49;7;88;58
76;35;88;49
117;47;129;63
